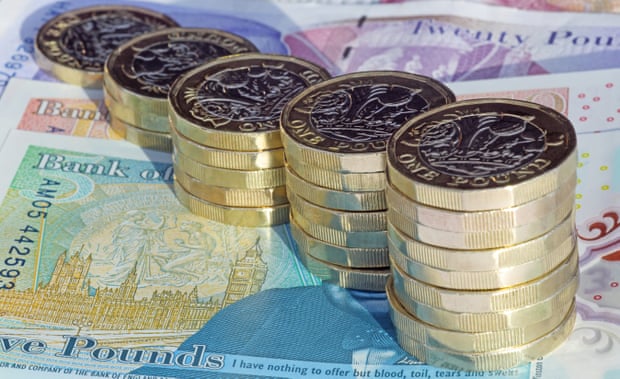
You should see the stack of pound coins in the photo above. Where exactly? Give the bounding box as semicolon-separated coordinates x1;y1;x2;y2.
384;98;579;371
35;5;179;88
103;28;258;152
280;71;456;291
168;53;331;227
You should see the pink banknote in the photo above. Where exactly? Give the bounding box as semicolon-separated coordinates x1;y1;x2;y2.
285;14;620;79
437;0;619;12
17;98;120;140
457;87;570;115
378;0;619;12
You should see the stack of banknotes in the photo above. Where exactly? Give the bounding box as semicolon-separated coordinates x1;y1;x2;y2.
0;0;619;378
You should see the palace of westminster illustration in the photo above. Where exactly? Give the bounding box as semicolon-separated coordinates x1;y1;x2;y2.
0;238;268;331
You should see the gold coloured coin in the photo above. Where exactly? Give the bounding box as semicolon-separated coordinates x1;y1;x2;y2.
174;150;285;189
169;53;331;151
172;125;284;170
285;165;387;211
386;98;577;211
393;300;576;371
291;206;387;248
286;155;386;192
389;274;578;332
104;27;257;131
108;115;172;152
288;191;386;232
104;84;170;133
296;243;390;291
290;212;389;268
388;233;575;290
174;168;288;207
387;213;575;272
387;201;574;250
35;5;178;87
174;179;289;227
387;279;574;353
391;248;578;313
385;174;576;232
280;71;455;173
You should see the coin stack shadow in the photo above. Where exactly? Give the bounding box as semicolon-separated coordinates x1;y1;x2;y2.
168;53;331;227
280;71;455;291
102;27;258;152
384;99;579;371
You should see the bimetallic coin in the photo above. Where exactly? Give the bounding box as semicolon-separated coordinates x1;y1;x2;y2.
393;299;576;371
35;5;178;87
385;174;576;232
291;206;387;248
387;279;574;353
285;165;387;211
388;233;575;290
391;248;578;313
280;71;455;173
387;200;574;250
108;115;172;152
174;150;285;189
171;125;284;170
104;28;258;131
388;274;578;332
174;169;288;207
288;190;386;232
169;53;331;151
286;155;387;192
386;99;578;211
296;243;390;291
174;179;289;227
290;212;389;268
387;213;575;272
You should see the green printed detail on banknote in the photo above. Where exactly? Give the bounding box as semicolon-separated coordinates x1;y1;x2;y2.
0;143;317;373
